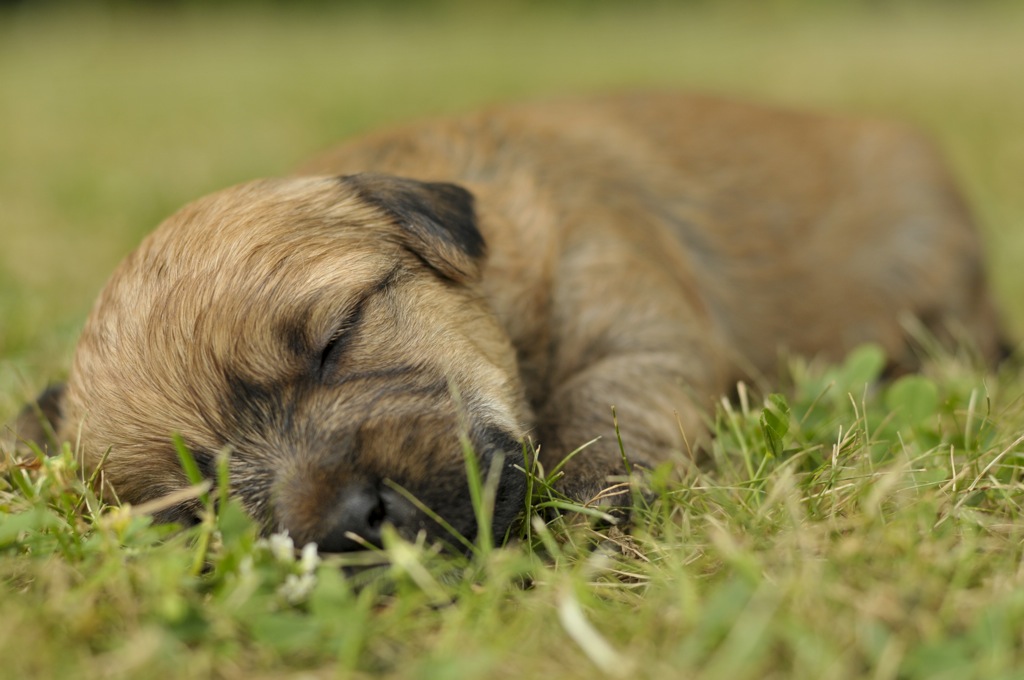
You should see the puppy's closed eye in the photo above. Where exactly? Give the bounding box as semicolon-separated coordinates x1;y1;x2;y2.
318;305;368;377
317;266;401;378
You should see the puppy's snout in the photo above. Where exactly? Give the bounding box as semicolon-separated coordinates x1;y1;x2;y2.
315;485;416;553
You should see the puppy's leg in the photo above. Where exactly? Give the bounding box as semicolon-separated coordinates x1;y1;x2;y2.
535;349;721;510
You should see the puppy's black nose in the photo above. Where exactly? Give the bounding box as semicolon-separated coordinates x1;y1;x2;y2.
316;485;413;552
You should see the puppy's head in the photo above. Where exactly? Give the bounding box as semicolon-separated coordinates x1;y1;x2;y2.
48;174;531;551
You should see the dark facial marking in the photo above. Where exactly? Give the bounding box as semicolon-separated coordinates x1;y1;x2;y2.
189;447;217;479
281;321;310;360
218;371;295;439
152;503;202;527
153;444;226;529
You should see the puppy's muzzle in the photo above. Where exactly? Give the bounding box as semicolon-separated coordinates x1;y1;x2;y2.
270;426;527;553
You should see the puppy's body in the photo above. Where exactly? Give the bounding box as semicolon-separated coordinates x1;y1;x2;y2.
18;93;1003;548
301;92;1000;487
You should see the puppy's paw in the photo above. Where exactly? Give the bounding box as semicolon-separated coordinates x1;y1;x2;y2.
556;458;653;527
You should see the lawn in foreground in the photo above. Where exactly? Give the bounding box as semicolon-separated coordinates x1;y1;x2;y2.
4;345;1024;679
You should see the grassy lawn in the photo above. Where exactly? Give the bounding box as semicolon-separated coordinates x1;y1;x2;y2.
3;3;1024;678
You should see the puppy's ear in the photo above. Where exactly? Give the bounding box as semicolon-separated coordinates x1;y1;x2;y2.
7;383;66;456
341;173;485;282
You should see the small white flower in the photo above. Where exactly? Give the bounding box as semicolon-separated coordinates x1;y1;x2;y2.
279;572;317;605
299;542;320;574
259;531;296;563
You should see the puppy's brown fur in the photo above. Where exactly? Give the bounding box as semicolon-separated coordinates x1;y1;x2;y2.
10;92;1004;549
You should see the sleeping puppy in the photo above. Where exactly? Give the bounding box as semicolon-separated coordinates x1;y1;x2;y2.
9;92;1004;551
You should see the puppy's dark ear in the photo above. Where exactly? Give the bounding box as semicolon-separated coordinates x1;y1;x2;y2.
341;173;485;282
7;383;66;456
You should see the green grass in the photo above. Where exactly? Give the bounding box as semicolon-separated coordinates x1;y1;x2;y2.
3;3;1024;678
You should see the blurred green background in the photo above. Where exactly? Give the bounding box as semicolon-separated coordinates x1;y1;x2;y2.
1;0;1023;416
